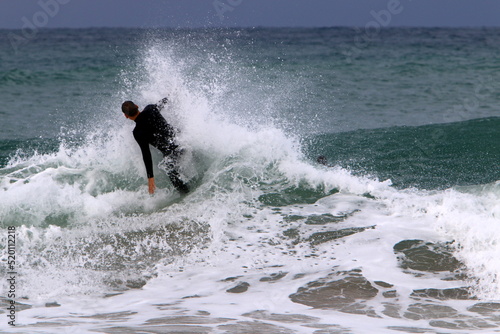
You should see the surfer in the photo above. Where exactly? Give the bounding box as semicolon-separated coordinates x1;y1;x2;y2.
121;98;189;195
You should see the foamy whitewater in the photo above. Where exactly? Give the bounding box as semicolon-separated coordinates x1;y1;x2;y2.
0;28;499;333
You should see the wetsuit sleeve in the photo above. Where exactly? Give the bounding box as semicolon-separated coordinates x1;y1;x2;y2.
134;134;154;178
156;97;168;111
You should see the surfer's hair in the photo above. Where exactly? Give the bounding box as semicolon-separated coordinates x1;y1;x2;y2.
122;101;139;117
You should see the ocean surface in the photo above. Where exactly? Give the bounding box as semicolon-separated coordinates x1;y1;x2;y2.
0;27;499;333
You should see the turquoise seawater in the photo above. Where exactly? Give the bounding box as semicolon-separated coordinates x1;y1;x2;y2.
0;27;499;333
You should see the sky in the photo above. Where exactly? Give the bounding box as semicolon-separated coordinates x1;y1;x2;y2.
0;0;499;30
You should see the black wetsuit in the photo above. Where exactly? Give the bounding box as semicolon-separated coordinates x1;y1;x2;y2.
133;103;189;193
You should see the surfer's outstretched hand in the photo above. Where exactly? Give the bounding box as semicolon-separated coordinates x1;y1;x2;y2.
148;177;156;194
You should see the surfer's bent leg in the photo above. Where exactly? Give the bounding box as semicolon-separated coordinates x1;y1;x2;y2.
165;149;189;194
167;169;189;194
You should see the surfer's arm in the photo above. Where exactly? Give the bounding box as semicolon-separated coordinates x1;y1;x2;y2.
136;138;156;194
134;134;155;179
156;97;168;112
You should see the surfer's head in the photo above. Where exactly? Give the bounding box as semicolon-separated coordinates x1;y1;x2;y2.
121;101;139;118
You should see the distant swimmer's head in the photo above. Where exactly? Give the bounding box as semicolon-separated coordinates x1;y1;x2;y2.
317;155;328;166
121;101;139;118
